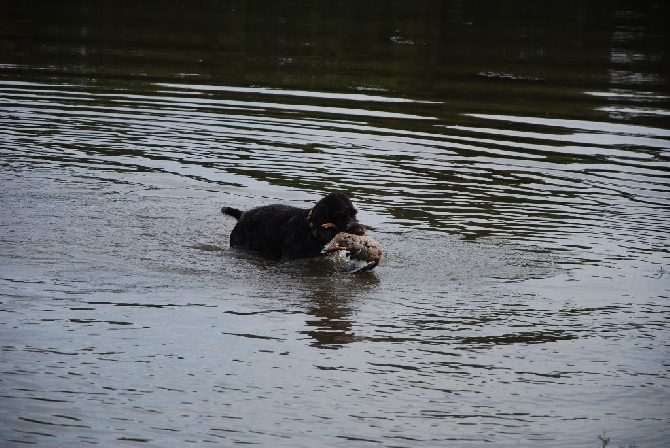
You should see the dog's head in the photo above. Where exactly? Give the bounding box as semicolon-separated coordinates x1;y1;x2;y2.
310;192;366;241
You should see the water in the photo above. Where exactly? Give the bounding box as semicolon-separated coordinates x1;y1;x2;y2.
1;1;669;446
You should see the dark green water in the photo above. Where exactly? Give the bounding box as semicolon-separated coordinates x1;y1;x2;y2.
1;1;669;446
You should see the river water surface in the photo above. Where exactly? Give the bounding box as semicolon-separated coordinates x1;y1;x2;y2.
1;1;669;447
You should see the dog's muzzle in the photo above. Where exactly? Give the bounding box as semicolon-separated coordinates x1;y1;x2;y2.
345;221;366;236
318;218;366;236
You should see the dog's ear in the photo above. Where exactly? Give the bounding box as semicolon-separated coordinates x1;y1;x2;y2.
310;198;339;240
311;193;336;223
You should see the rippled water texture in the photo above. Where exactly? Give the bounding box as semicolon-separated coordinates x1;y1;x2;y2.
1;1;669;447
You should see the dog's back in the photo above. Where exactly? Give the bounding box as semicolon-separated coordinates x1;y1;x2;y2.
223;204;309;259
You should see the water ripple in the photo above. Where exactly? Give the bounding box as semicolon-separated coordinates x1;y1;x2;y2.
3;80;668;262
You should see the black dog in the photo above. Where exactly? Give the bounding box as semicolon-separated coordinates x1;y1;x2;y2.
221;192;366;261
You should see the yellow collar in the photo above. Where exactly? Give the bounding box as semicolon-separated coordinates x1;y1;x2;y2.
307;209;324;242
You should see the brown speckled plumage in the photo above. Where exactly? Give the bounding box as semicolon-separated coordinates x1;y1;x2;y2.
322;232;382;272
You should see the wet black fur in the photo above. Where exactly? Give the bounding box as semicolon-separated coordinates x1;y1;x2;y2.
221;192;365;261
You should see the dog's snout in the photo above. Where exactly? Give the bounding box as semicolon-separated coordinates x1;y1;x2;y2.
346;221;366;236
